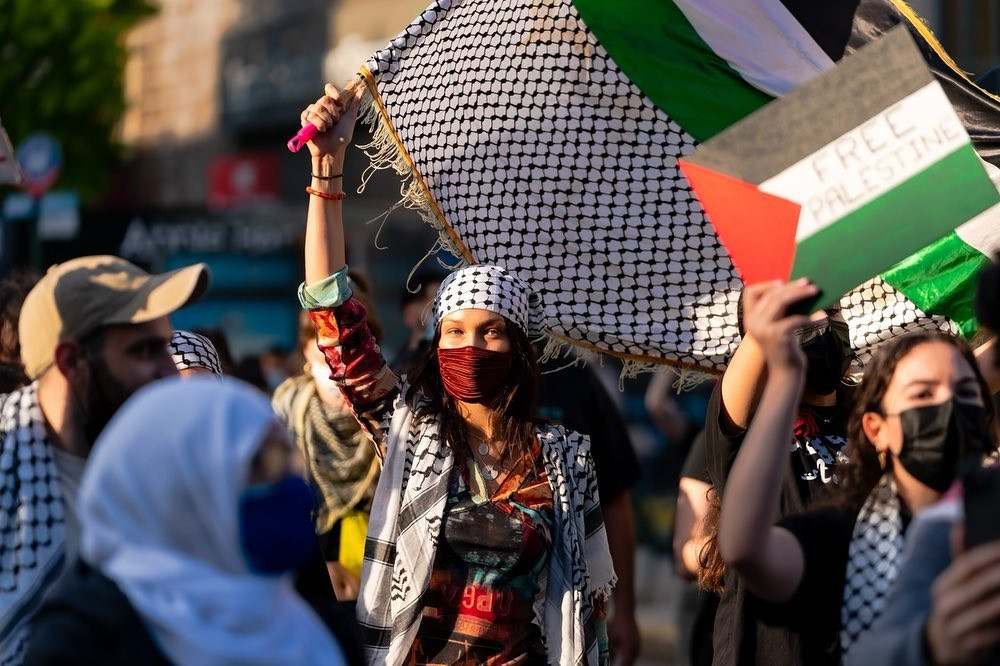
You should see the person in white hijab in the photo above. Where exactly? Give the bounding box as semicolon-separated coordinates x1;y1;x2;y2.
24;376;346;666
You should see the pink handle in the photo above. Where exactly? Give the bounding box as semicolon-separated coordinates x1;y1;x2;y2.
287;123;319;153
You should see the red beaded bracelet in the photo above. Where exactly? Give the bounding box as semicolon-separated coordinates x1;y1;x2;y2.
306;186;346;200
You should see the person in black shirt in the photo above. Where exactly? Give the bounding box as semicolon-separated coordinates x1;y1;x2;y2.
717;280;996;665
704;285;855;666
536;353;642;666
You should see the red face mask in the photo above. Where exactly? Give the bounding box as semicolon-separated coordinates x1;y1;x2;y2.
437;345;513;403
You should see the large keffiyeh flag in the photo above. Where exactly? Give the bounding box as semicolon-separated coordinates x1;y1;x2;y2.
356;0;1000;375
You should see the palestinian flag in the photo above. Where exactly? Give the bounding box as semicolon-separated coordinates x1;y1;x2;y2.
679;27;1000;311
355;0;1000;374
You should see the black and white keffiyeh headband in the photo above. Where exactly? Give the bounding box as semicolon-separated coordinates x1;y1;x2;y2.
432;265;544;337
169;330;223;377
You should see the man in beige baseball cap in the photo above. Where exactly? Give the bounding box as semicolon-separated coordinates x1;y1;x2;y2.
0;255;210;664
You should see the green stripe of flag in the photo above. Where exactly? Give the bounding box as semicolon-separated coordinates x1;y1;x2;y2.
790;144;997;319
882;231;989;335
571;0;771;141
574;0;996;335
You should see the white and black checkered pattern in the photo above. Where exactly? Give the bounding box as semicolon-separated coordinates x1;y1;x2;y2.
361;0;955;373
0;384;65;666
432;264;543;337
169;331;223;377
840;473;903;654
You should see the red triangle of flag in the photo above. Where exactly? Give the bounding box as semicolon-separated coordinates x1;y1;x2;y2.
679;159;801;285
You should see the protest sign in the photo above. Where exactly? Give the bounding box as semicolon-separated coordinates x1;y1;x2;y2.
680;27;1000;309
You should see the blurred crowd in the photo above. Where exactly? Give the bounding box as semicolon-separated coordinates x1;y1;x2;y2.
2;84;1000;666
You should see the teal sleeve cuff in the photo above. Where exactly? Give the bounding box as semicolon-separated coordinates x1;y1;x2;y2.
297;265;353;309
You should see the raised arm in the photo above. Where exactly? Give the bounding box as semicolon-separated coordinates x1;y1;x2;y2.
299;83;399;451
719;327;767;434
717;280;814;604
303;82;360;283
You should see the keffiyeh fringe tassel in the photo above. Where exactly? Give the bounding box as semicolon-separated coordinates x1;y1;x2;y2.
355;69;710;389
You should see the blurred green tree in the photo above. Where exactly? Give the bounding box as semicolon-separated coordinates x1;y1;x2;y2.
0;0;155;202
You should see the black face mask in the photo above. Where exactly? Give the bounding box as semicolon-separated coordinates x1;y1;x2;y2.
796;319;853;395
896;399;992;492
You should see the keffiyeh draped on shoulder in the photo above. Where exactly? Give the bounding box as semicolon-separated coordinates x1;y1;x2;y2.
357;387;616;666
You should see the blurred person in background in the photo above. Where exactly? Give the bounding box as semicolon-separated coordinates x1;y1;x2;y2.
260;345;293;393
193;327;236;376
0;271;37;392
536;350;642;665
168;329;224;378
273;270;384;601
299;84;615;665
24;377;350;666
0;255;209;665
390;267;446;376
717;280;995;664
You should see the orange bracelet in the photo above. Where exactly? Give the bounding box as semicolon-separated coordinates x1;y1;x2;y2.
306;186;346;201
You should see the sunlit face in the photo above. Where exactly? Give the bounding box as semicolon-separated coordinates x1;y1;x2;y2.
98;317;178;391
863;341;984;456
437;309;511;353
302;335;324;368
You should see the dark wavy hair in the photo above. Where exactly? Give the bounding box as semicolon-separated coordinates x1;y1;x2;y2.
405;318;540;466
833;330;996;511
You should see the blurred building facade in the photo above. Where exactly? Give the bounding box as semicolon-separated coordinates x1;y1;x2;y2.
65;0;435;359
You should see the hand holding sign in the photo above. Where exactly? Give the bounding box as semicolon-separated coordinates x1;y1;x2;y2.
680;27;1000;311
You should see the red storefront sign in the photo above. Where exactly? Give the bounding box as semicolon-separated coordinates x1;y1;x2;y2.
208;153;279;208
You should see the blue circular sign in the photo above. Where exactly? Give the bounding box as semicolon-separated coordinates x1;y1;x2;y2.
17;132;62;194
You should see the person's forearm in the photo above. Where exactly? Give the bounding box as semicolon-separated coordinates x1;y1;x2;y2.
718;367;802;566
305;153;347;284
719;333;767;432
605;492;637;617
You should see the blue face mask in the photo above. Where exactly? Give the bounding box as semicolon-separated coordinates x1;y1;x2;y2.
238;475;316;576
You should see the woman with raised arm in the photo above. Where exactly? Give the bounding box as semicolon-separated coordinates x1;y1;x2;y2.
297;84;616;666
717;280;996;665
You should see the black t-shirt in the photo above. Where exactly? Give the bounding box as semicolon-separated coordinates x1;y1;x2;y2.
704;382;849;666
745;506;857;666
681;431;711;484
536;360;641;503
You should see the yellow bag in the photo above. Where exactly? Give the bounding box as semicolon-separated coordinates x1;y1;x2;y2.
338;510;369;579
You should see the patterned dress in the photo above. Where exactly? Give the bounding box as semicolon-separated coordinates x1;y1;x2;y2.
302;284;615;666
410;445;554;665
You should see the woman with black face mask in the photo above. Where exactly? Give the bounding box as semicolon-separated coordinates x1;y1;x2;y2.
699;285;855;666
293;85;615;666
716;279;996;665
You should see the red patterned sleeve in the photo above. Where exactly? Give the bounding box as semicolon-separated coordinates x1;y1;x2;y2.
308;299;400;454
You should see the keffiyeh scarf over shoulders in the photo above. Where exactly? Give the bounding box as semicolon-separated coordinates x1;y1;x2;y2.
0;384;65;666
357;387;616;666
